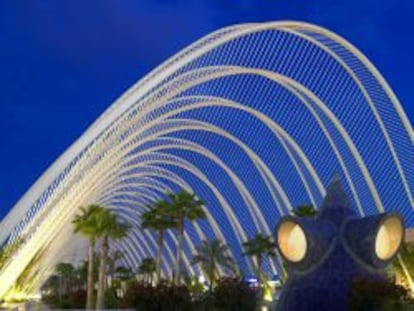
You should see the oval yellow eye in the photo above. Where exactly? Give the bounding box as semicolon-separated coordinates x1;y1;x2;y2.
375;216;403;260
278;221;307;262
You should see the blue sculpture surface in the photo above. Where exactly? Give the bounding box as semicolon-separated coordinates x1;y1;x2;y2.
275;176;404;311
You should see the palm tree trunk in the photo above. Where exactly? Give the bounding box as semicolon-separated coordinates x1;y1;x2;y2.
208;261;215;293
96;235;109;310
86;239;95;310
156;230;163;283
174;221;184;284
59;276;63;305
257;255;262;285
257;254;264;304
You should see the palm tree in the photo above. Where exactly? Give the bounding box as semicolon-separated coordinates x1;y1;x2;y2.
42;274;59;297
72;204;103;310
95;209;131;310
167;189;206;284
138;258;156;284
292;204;318;217
242;233;276;285
141;199;178;283
107;250;124;287
74;262;87;291
56;262;75;299
116;266;133;281
192;239;234;292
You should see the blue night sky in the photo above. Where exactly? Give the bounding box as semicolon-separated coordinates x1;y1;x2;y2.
0;0;413;220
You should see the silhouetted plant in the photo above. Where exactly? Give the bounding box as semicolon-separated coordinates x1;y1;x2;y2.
347;277;414;310
72;204;103;309
95;208;131;310
212;277;257;311
292;204;318;217
389;242;414;289
242;233;276;285
138;257;156;284
121;280;192;311
192;239;234;292
167;189;206;284
141;199;178;283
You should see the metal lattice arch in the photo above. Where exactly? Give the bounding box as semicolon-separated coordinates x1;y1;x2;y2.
0;21;412;298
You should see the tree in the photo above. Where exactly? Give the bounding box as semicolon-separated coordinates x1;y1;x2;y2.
192;239;234;292
107;250;124;287
167;189;206;284
138;258;156;284
389;242;414;289
292;204;318;217
42;274;59;297
55;262;75;299
72;204;104;310
141;199;178;283
242;233;276;285
95;209;131;310
116;266;133;281
348;277;414;310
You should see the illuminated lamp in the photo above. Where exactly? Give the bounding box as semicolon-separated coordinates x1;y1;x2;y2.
274;176;405;311
343;213;403;268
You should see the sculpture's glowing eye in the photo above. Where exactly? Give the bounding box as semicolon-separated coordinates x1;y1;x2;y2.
375;216;403;260
278;221;307;262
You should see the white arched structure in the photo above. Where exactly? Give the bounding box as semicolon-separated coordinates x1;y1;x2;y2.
0;21;412;298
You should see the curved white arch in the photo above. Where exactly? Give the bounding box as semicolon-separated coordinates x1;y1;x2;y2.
0;21;411;298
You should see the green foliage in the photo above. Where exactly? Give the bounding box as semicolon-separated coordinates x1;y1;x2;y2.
55;262;76;296
121;280;192;311
292;204;318;217
167;189;206;224
212;277;257;311
43;289;87;309
56;262;75;279
166;189;206;283
389;243;414;288
185;277;205;295
72;205;130;309
242;233;276;258
72;204;104;309
141;199;178;282
72;205;104;242
138;258;156;283
116;265;133;281
242;233;275;283
348;277;414;311
141;199;178;232
104;287;120;309
78;254;99;283
192;239;234;290
102;210;131;240
95;208;131;309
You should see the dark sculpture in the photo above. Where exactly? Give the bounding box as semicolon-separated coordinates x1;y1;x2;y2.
275;176;404;311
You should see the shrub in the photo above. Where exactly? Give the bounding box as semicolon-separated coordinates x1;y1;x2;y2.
121;280;192;311
42;289;87;309
105;287;120;309
347;277;414;311
212;277;257;311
